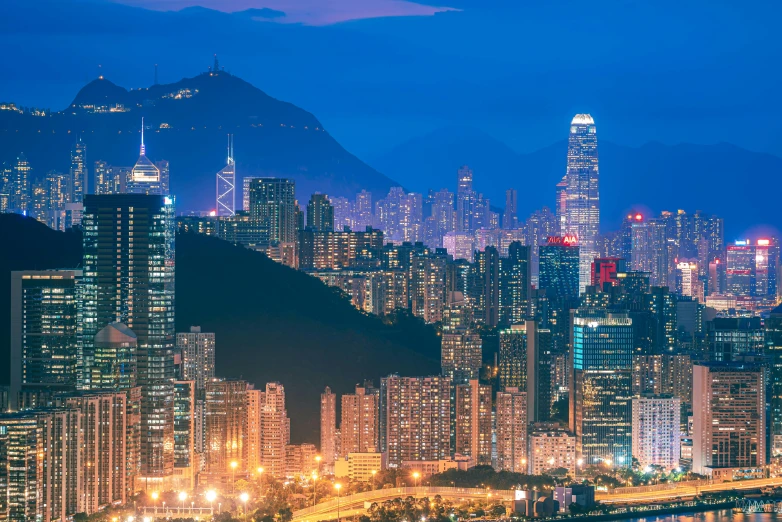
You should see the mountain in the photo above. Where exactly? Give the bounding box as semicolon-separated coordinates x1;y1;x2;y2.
0;70;400;211
0;215;440;442
371;128;782;236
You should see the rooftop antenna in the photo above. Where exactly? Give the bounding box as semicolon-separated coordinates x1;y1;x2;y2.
140;117;145;156
213;54;220;74
227;134;235;165
154;64;158;85
98;63;103;80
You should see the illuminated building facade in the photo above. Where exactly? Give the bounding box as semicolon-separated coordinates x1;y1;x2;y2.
495;387;527;472
570;310;633;466
631;395;681;471
205;379;247;473
560;114;599;292
9;270;81;410
454;379;492;467
340;385;379;455
176;326;216;393
298;228;384;270
216;135;236;217
320;387;337;466
260;382;290;478
440;300;482;384
70;138;86;203
126;120;168;196
247;177;297;246
528;424;576;476
306;193;334;231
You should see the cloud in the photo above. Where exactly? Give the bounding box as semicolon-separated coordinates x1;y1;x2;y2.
112;0;457;25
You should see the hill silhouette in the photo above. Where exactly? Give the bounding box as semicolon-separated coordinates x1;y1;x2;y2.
371;127;782;236
0;215;440;442
0;70;399;212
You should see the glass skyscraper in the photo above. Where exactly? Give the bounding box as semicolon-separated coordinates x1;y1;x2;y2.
561;114;599;292
81;193;176;482
571;309;633;466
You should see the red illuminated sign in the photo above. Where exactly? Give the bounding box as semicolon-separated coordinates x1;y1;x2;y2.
547;235;578;246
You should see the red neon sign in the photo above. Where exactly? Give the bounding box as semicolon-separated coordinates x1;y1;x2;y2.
547;235;578;246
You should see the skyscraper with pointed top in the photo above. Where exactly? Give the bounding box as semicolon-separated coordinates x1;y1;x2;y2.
127;118;167;195
70;137;87;202
216;135;236;216
561;114;599;292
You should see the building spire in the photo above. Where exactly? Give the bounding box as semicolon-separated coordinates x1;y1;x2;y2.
140;117;145;156
227;134;234;165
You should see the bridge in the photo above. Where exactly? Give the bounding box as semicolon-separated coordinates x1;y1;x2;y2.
291;487;515;522
596;476;782;504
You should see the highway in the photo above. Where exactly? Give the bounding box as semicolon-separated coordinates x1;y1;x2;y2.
291;478;782;521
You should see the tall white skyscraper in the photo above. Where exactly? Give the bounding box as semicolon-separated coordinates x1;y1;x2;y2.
561;114;599;292
216;135;236;216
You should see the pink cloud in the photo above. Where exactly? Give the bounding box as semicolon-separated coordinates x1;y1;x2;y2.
114;0;457;25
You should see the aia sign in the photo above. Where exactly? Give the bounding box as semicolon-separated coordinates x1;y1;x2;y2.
547;235;578;246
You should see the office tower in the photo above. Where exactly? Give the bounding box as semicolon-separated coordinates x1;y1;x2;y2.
260;382;290;477
30;180;47;222
500;242;531;325
70;138;87;202
495;387;527;472
440;299;482;384
570;310;633;466
630;215;653;272
320;387;337;466
591;257;624;287
126;120;166;195
9;270;80;410
216;134;236;217
91;322;137;390
246;388;263;469
475;246;501;326
177;326;216;393
676;260;702;300
81;194;176;484
426;189;456;248
383;375;451;467
503;189;518;229
539;239;580;302
454;380;492;467
707;317;764;362
755;239;779;299
173;380;195;488
340;385;379;455
43;171;70;229
306;193;334;231
631;395;681;471
456;165;476;233
525;207;559;287
64;391;128;511
205;379;247;472
498;321;552;421
693;362;766;476
646;286;678;354
442;232;474;262
242;176;259;212
528;424;577;476
766;306;782;456
726;239;779;299
561;114;599;292
248;178;297;246
11;153;31;212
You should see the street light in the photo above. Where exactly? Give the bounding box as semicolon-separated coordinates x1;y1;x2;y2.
312;472;319;506
413;472;420;488
179;491;187;513
206;490;217;514
335;483;342;522
240;492;249;520
150;491;159;514
371;470;377;490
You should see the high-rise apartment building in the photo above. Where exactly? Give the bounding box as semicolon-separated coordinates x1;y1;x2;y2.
693;362;766;476
560;114;599;292
320;387;337;466
571;310;633;466
306;193;335;232
456;165;475;234
176;326;216;393
340;385;379;455
411;252;448;324
81;194;176;484
528;424;576;476
248;178;297;246
494;387;527;472
454;380;492;467
383;375;451;467
9;270;81;410
205;379;247;473
91;322;138;391
631;395;681;471
173;380;195;489
441;300;482;384
499;242;531;325
216;135;236;217
10;153;31;212
498;321;552;421
260;382;290;477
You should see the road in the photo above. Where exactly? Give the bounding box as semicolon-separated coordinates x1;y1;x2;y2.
597;476;782;504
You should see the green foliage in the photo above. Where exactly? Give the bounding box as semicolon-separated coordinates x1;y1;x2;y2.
427;465;556;491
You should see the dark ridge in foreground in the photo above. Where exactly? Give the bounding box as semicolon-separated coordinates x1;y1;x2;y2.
0;215;440;442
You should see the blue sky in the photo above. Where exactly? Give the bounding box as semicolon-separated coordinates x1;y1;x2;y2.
2;0;781;159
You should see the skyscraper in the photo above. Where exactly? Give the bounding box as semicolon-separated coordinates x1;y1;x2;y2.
454;379;492;467
248;178;297;246
495;387;527;472
205;379;247;473
570;309;633;466
70;138;87;203
499;242;531;325
216;135;236;217
320;387;337;467
440;300;482;385
456;165;476;233
126;119;166;196
503;189;518;229
340;385;379;455
176;326;216;393
9;270;81;410
81;193;176;484
631;395;681;471
260;382;290;477
11;153;31;212
306;193;335;232
561;114;599;292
